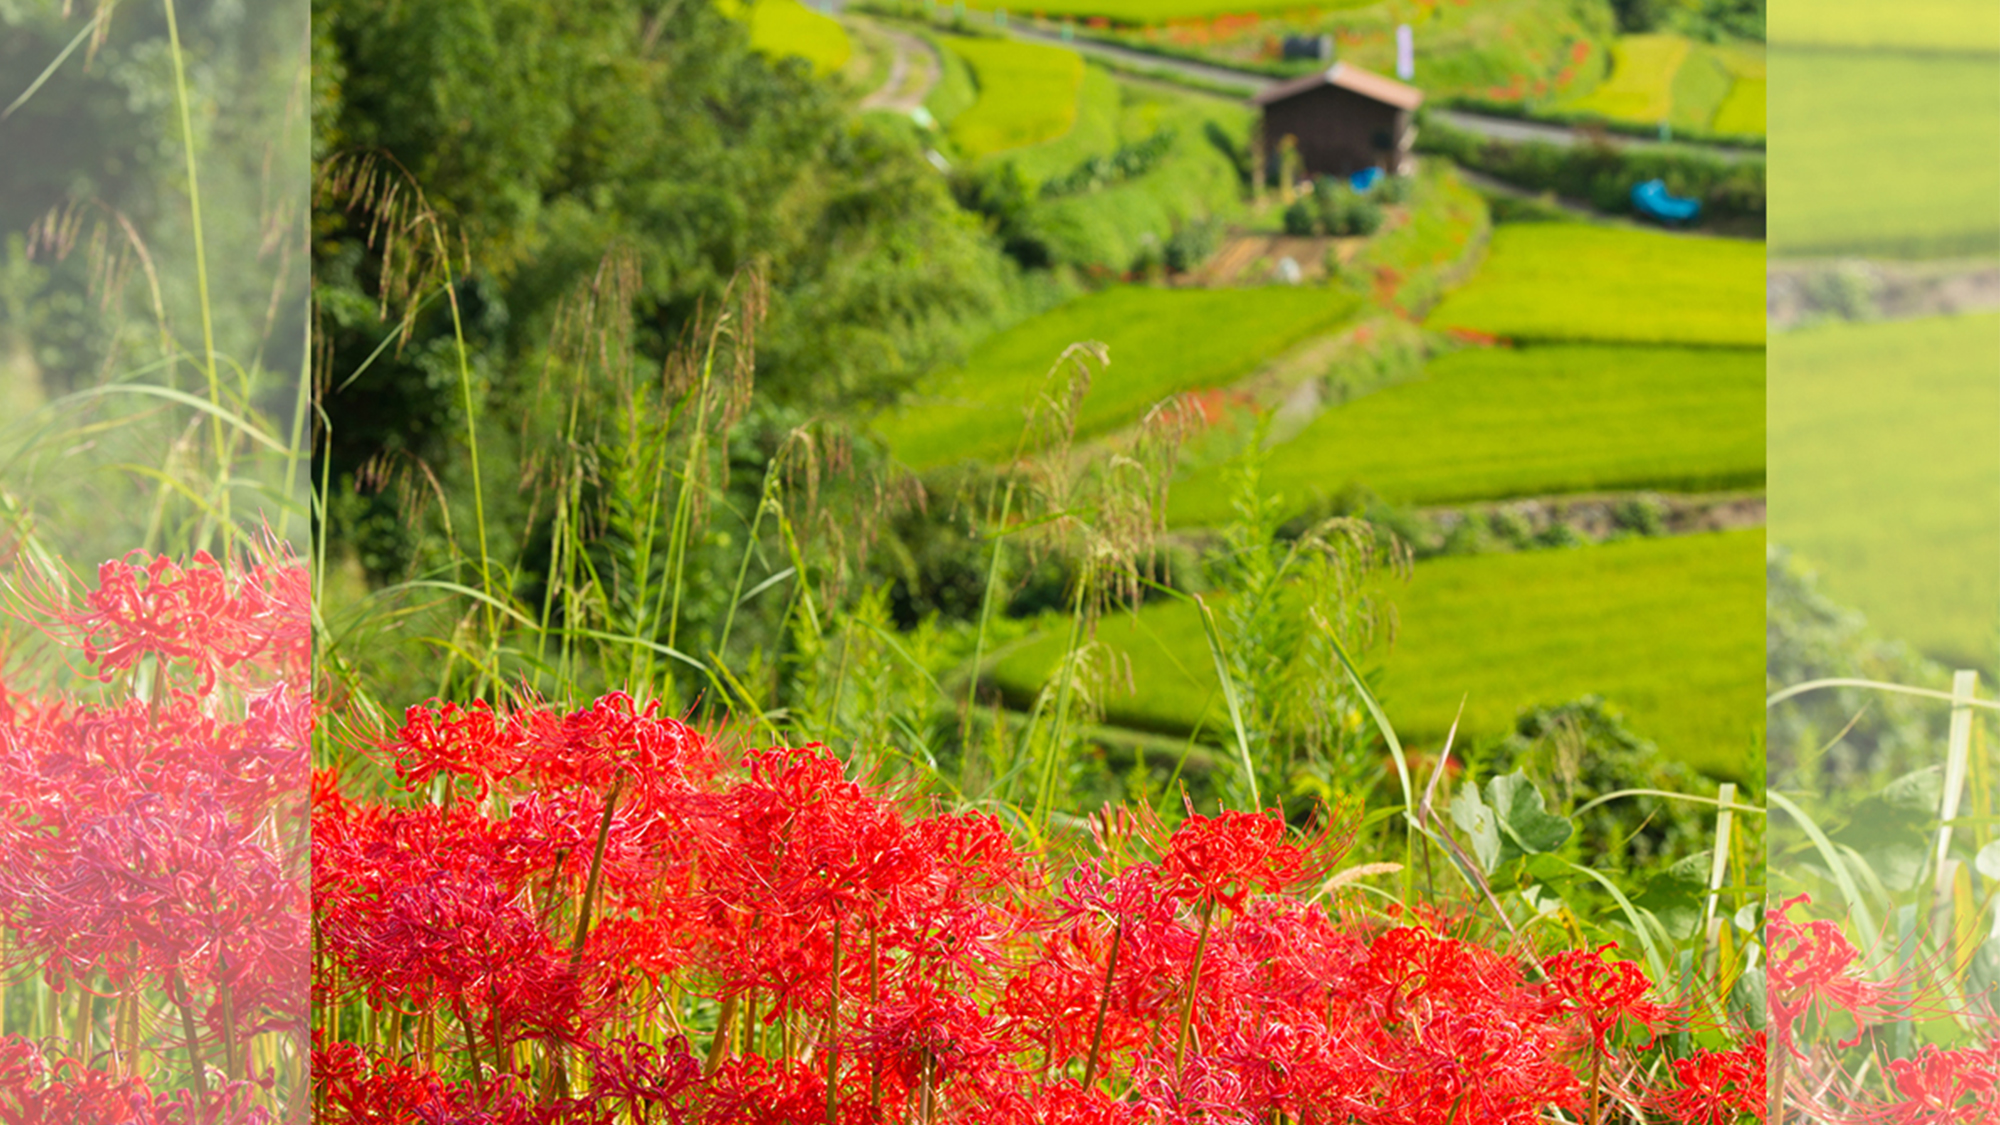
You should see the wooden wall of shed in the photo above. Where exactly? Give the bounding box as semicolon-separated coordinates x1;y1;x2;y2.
1261;87;1410;178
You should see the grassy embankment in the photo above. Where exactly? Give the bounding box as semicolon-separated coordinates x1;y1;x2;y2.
877;285;1361;470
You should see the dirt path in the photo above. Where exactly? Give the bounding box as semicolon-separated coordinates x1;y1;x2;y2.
858;20;940;113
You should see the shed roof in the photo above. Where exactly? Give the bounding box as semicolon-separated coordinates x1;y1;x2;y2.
1251;63;1423;111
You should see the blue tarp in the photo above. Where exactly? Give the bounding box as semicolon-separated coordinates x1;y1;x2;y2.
1632;178;1700;223
1350;166;1383;193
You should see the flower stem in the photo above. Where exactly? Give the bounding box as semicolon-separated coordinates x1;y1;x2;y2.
826;917;843;1125
1174;898;1214;1080
1083;917;1124;1090
704;992;738;1077
569;777;624;968
171;968;208;1104
454;1000;485;1101
868;922;883;1118
1587;1044;1601;1125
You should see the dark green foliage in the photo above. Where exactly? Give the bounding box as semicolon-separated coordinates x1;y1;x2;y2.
1611;0;1759;37
951;162;1056;268
5;0;307;399
1483;189;1577;224
1766;545;1950;793
1611;494;1667;537
1417;116;1764;227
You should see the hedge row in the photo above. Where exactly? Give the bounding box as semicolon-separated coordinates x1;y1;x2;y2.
1416;114;1764;226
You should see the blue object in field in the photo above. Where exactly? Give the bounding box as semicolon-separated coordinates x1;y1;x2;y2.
1632;178;1700;223
1350;166;1383;193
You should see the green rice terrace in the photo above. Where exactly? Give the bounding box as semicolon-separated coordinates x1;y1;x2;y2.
838;3;1767;785
1423;223;1765;346
1769;50;2000;258
307;0;1771;846
1557;34;1765;138
875;286;1360;470
1767;0;1998;259
1167;343;1765;526
1765;0;2000;685
908;0;1765;141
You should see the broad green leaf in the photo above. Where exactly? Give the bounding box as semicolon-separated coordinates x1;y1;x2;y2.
1451;784;1502;875
1730;965;1767;1030
1486;770;1572;864
1632;850;1712;941
1976;840;2000;881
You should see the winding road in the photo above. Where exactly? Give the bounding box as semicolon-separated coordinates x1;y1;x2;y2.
988;20;1762;163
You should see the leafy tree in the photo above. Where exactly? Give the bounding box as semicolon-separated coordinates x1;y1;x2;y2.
312;0;1019;577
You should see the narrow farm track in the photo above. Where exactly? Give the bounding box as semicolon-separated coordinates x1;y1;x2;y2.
857;20;941;112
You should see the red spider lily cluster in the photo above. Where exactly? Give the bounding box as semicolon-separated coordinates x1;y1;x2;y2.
0;549;310;1122
1767;895;2000;1123
313;693;1769;1125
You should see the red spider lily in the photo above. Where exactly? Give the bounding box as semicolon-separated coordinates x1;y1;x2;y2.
1866;1036;2000;1125
317;692;1803;1125
1767;895;1900;1058
1542;944;1674;1055
1655;1036;1766;1125
0;1032;276;1125
1155;810;1344;914
0;548;308;1120
58;548;308;695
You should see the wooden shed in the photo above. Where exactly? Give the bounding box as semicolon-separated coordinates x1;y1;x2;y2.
1252;63;1423;179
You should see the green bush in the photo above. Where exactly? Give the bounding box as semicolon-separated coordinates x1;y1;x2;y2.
1283;180;1386;237
1163;218;1221;273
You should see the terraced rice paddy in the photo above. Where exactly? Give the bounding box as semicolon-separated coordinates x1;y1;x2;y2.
1769;50;2000;258
988;530;1764;781
1563;34;1687;124
1770;0;2000;51
943;38;1087;158
1167;344;1765;526
730;0;851;75
1425;224;1765;346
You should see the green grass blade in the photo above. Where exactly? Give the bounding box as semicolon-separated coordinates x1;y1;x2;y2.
1192;594;1259;812
2;11;101;120
1768;789;1881;952
59;384;289;452
1563;859;1673;993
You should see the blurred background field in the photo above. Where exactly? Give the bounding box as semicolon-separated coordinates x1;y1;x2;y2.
1767;0;2000;688
1769;313;2000;671
723;0;853;74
